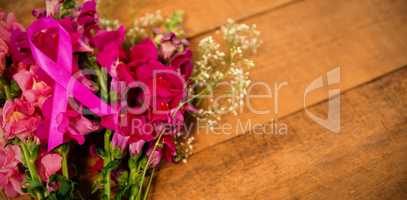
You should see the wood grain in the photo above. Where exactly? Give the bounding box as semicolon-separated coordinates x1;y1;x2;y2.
153;66;407;200
2;0;407;199
0;0;296;37
99;0;297;37
191;0;407;154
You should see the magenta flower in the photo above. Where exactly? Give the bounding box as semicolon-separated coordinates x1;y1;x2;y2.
118;39;187;116
171;49;193;79
39;153;62;181
32;8;46;19
102;113;154;141
9;28;33;64
13;69;52;106
77;0;99;38
1;99;41;140
129;39;158;64
1;12;31;65
58;17;93;52
56;109;99;145
92;26;125;71
134;61;186;123
128;39;186;111
0;141;24;198
162;135;176;162
88;145;103;175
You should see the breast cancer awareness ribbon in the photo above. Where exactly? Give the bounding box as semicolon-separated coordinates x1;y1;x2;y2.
27;17;116;151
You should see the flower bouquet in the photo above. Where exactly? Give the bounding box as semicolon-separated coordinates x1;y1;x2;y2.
0;0;261;199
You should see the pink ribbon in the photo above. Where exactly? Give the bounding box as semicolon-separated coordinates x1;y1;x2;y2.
27;18;115;151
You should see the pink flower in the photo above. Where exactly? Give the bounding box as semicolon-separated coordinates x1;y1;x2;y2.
56;109;99;145
0;141;24;198
0;38;8;74
45;0;61;17
146;147;162;168
159;33;179;60
0;12;24;43
39;153;62;181
129;140;145;156
13;69;52;106
112;132;129;153
1;99;41;140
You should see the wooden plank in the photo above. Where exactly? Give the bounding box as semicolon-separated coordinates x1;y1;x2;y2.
99;0;296;37
191;0;407;153
152;66;407;200
0;0;43;26
0;0;296;37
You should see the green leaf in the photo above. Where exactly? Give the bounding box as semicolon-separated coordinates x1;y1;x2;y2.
60;0;76;18
5;137;21;146
112;147;123;160
165;11;184;31
91;176;103;194
117;171;129;187
97;147;106;158
48;175;77;199
9;80;21;99
101;159;121;176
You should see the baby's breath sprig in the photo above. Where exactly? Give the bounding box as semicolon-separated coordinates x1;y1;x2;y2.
190;19;261;129
127;11;164;43
99;18;120;31
126;10;186;45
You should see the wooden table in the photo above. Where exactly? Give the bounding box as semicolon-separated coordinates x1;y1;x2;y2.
2;0;407;199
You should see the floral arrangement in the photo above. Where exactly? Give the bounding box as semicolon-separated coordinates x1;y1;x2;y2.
0;0;260;199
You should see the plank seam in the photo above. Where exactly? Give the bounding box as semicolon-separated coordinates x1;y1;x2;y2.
188;0;305;39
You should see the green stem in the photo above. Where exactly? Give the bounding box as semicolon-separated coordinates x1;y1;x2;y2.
103;130;113;200
59;145;70;178
131;103;188;199
142;168;155;200
20;143;43;200
95;62;112;200
136;131;164;200
3;85;11;100
62;156;69;178
95;68;109;101
128;156;142;200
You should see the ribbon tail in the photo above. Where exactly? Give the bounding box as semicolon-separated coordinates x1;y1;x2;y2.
47;84;68;151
